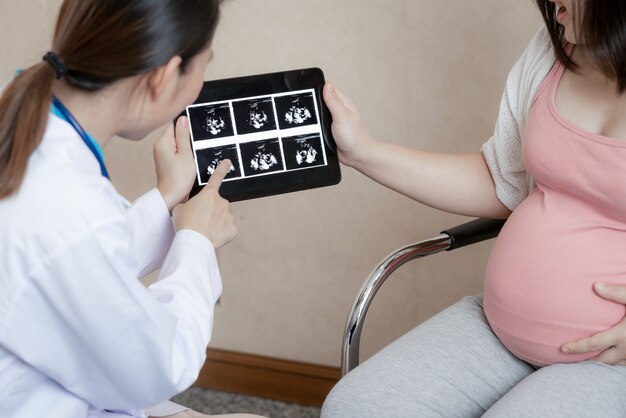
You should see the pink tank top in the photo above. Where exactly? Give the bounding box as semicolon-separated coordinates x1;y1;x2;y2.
483;57;626;366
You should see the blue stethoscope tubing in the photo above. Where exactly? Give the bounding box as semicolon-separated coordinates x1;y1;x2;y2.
51;95;110;179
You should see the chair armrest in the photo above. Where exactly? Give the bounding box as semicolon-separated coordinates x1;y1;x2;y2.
340;218;506;376
442;218;506;250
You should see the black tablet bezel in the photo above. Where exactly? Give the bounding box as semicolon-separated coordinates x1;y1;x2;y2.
184;67;341;202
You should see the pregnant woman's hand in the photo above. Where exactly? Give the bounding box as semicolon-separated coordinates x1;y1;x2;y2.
561;282;626;365
322;82;377;169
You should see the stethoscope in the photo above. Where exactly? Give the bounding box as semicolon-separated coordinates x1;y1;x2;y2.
51;95;110;179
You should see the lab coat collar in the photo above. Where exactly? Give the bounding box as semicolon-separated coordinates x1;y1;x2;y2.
40;111;106;180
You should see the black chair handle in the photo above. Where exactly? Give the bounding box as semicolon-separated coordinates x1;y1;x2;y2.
441;218;507;251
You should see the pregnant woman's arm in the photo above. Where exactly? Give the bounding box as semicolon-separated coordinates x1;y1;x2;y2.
562;282;626;365
322;83;511;219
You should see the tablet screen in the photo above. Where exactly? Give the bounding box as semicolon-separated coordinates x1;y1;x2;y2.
184;68;341;201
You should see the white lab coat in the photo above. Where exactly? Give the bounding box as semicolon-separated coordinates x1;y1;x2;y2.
0;112;223;417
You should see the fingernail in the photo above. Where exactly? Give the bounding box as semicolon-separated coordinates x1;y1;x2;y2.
178;116;188;127
561;346;571;354
327;82;335;93
596;282;607;292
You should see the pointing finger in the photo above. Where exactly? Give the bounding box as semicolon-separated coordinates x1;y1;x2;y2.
206;159;232;190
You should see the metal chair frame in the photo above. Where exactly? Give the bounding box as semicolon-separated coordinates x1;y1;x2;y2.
340;218;506;376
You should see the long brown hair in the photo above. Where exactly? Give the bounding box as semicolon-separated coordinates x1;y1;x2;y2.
0;0;222;198
536;0;626;93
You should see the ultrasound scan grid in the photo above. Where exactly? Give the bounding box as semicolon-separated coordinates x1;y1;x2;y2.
273;92;318;130
238;138;285;177
188;88;327;184
195;144;241;184
187;103;235;141
281;134;325;170
232;97;277;135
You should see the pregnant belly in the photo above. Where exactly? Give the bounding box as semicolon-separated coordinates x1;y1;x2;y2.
484;190;626;366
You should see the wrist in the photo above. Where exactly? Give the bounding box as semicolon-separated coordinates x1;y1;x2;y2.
156;184;178;214
348;136;379;172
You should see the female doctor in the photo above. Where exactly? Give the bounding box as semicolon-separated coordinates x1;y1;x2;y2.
0;1;264;417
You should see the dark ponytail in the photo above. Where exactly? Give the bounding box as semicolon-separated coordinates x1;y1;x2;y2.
0;0;223;198
0;64;56;198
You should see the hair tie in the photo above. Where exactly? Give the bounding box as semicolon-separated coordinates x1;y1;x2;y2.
43;52;68;79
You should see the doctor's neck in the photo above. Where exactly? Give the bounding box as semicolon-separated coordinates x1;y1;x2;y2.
51;79;132;148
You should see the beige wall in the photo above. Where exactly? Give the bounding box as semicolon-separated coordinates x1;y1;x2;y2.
0;1;541;367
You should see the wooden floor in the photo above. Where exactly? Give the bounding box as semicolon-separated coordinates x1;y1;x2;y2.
195;348;341;408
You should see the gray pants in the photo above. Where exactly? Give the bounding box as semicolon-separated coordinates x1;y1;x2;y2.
321;296;626;418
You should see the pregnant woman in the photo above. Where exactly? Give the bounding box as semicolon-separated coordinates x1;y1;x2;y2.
321;0;626;416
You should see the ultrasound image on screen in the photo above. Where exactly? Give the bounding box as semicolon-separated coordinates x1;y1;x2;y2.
195;145;242;184
274;92;318;130
187;88;328;186
239;138;284;177
232;97;277;135
187;103;235;141
282;134;325;170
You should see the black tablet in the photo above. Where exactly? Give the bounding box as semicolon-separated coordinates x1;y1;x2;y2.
184;67;341;202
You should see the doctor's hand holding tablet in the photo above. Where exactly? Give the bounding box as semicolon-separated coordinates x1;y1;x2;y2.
154;114;236;249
